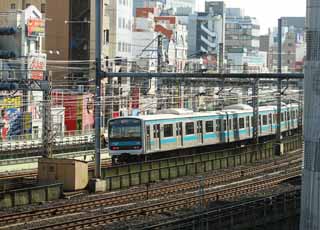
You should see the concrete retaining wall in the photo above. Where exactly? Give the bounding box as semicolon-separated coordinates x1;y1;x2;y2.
0;183;63;208
102;136;302;191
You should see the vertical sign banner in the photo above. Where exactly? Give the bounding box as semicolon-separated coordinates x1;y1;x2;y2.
28;54;47;80
131;88;140;109
27;19;45;37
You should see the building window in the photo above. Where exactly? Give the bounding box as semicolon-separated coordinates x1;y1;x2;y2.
41;3;46;13
164;124;173;137
118;42;122;52
10;3;16;9
185;122;194;135
104;29;109;44
205;121;214;133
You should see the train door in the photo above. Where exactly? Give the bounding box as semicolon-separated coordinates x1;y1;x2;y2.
176;122;183;148
153;124;161;150
197;121;203;144
146;125;151;152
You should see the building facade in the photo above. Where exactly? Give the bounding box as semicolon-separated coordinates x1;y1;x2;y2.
187;1;225;72
0;5;46;139
268;17;305;72
46;0;110;90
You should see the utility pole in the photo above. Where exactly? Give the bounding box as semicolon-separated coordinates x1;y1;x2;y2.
43;71;52;158
252;79;259;145
157;35;162;73
94;0;102;179
276;18;282;143
157;35;162;110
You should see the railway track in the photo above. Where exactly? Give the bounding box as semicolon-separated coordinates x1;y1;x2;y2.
0;150;302;228
28;168;301;230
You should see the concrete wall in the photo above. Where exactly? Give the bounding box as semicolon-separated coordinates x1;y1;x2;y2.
0;183;62;208
97;136;302;191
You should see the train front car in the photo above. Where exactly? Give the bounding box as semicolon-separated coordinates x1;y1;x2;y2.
108;118;144;164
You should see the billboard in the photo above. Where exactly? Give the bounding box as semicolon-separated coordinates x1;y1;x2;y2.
28;54;47;80
27;19;45;37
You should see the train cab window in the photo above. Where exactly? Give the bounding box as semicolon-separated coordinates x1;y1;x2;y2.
263;115;268;125
164;124;173;137
239;118;245;129
269;114;272;124
246;116;250;128
216;119;222;132
205;121;214;133
185;122;195;135
233;118;238;130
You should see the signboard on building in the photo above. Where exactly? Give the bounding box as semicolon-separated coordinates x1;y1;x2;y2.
131;88;140;109
28;55;46;80
27;19;45;37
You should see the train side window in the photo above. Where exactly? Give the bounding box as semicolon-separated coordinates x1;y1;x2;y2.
185;122;194;135
205;121;214;133
269;114;272;124
239;118;245;129
287;111;290;120
216;119;221;131
228;119;232;130
246;116;250;128
281;113;284;122
164;124;173;137
232;118;237;130
224;120;227;131
263;115;268;125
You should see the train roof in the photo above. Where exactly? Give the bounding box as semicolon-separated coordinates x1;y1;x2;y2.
110;104;299;122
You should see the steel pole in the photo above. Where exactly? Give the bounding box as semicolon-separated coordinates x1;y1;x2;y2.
276;18;282;143
300;0;320;228
94;0;102;178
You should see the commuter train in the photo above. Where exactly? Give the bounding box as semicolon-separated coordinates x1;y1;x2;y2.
108;104;299;163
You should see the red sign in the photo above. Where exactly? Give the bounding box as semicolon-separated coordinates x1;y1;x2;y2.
113;112;120;118
28;55;46;80
131;88;140;109
27;19;45;37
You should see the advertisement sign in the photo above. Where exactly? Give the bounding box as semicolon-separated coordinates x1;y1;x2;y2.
27;19;45;37
28;55;46;80
23;112;32;135
0;96;21;109
131;88;140;109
